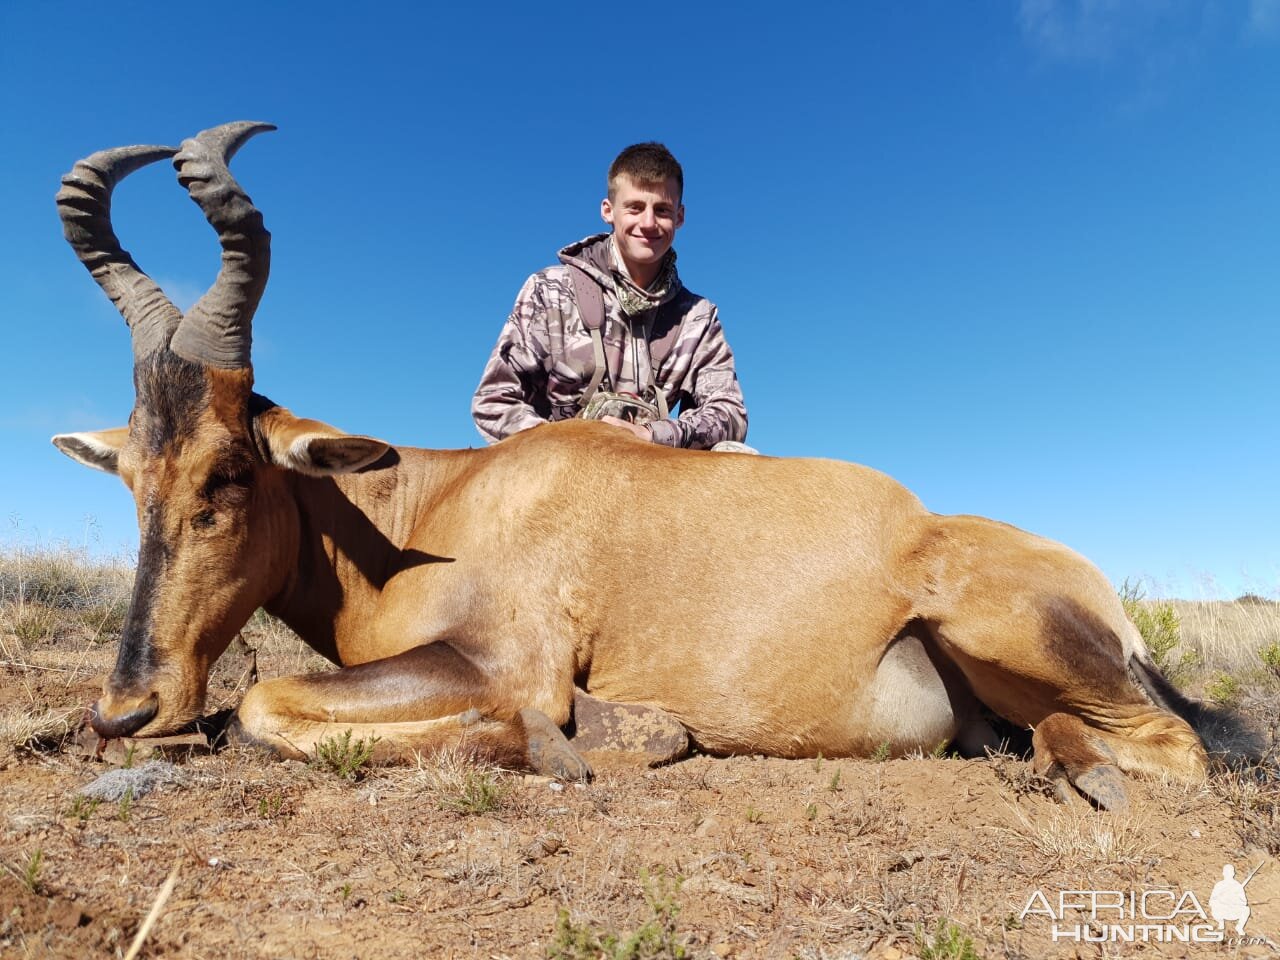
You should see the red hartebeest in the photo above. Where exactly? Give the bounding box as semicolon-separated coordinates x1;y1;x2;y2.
52;123;1253;810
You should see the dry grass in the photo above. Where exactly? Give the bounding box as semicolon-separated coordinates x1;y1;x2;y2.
1171;596;1280;677
1001;802;1155;866
0;705;81;759
0;542;132;647
403;747;515;815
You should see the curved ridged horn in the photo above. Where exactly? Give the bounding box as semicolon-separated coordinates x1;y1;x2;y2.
169;121;276;370
56;144;182;361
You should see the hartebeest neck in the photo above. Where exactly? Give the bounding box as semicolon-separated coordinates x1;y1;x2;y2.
262;446;478;666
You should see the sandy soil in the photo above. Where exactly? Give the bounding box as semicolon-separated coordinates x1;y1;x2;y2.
2;630;1278;959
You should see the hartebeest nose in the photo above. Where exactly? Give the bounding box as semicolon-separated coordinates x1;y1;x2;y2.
89;692;159;739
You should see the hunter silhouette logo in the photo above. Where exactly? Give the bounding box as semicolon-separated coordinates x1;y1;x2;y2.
1209;862;1257;935
1019;860;1267;944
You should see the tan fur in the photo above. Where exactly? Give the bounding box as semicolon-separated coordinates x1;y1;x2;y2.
65;380;1208;800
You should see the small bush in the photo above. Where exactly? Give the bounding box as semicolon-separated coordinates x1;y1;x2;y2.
1120;580;1195;680
311;729;379;781
547;869;687;960
438;769;507;815
257;792;286;820
1260;642;1280;681
916;919;979;960
1237;593;1277;606
1206;673;1243;708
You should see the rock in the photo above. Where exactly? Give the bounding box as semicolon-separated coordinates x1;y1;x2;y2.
521;834;562;862
694;816;722;838
72;726;209;764
78;761;186;801
568;690;689;766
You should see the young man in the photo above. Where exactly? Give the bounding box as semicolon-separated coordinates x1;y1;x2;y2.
472;143;749;450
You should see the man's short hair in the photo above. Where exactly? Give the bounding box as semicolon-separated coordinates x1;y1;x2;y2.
608;143;684;201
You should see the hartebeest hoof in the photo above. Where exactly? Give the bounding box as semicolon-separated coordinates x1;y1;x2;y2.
1073;764;1130;811
219;713;306;760
569;690;690;766
520;708;592;781
1032;712;1130;811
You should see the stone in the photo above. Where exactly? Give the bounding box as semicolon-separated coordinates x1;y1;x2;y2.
78;760;186;801
568;690;689;766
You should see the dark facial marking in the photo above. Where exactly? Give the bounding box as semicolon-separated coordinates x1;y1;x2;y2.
132;351;210;454
112;501;168;689
113;350;216;689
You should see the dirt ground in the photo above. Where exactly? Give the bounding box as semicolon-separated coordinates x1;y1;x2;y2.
2;621;1279;959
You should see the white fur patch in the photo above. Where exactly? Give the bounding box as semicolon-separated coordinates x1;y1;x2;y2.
276;434;388;476
279;435;332;476
51;431;124;474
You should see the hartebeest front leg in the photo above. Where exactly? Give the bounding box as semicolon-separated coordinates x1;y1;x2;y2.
227;642;591;780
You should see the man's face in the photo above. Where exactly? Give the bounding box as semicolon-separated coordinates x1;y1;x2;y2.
601;174;685;283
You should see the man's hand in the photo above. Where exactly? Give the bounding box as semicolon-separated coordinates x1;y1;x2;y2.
600;416;654;442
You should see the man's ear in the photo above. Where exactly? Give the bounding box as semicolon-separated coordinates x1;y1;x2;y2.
255;405;391;476
52;428;129;475
601;196;614;226
675;203;685;229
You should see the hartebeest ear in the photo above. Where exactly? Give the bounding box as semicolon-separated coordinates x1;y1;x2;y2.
255;405;391;477
51;428;129;475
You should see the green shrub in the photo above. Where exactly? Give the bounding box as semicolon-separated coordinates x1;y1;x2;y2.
1260;642;1280;681
438;769;507;815
547;869;687;960
311;729;379;781
1206;673;1242;708
916;919;979;960
1119;580;1196;680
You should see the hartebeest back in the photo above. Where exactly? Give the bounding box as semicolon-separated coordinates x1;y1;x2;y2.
53;123;1257;809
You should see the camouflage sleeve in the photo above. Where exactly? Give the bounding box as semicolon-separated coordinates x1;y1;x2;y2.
471;275;552;444
648;305;748;449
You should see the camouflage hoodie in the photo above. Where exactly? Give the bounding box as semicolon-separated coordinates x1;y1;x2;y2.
472;233;748;449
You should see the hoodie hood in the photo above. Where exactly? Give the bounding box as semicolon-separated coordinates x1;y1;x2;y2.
558;233;682;315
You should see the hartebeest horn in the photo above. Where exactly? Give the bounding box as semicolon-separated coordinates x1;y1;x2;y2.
169;121;276;370
56;144;182;361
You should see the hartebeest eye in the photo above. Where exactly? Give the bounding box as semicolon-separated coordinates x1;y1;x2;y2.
202;464;255;510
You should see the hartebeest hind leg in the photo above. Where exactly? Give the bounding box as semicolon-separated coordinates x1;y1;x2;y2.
227;642;592;780
917;515;1211;810
928;611;1208;810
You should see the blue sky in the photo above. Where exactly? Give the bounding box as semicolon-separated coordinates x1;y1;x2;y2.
1;1;1276;598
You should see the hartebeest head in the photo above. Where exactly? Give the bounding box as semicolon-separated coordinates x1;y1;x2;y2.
53;123;389;739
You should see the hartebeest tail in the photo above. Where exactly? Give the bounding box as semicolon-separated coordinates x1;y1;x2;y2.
1129;654;1265;768
53;122;1259;812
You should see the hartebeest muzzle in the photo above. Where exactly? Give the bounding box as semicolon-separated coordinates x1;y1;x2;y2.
89;692;159;740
